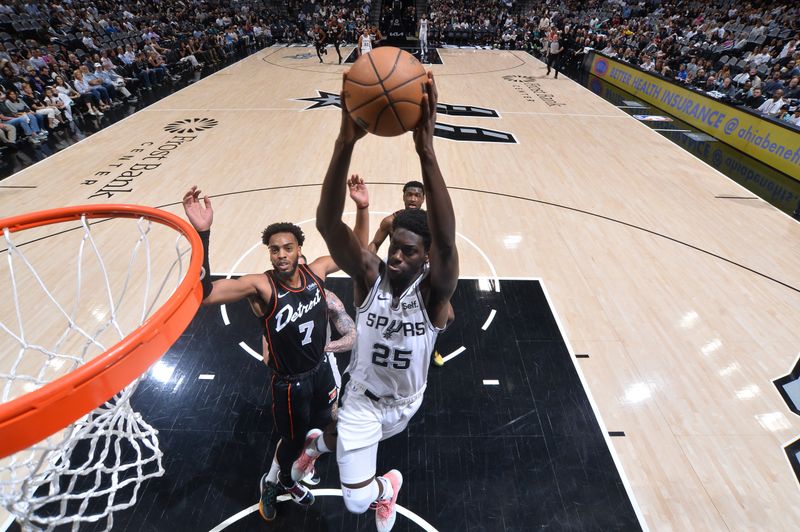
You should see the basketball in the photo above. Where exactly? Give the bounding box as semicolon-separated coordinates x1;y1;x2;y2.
344;47;428;137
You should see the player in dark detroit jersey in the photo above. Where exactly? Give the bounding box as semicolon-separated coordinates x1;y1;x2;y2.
181;183;369;521
313;24;328;63
304;71;459;531
326;17;345;64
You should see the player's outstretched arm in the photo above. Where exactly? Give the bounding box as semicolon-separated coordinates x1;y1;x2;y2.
348;174;370;248
316;73;378;302
368;214;393;254
182;186;267;306
412;72;459;327
308;176;371;280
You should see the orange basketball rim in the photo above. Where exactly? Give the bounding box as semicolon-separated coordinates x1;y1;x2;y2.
0;204;203;459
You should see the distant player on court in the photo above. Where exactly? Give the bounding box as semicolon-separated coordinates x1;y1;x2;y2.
327;17;345;64
358;27;373;57
295;70;458;531
367;180;424;255
313;24;328;63
180;183;368;522
417;13;429;57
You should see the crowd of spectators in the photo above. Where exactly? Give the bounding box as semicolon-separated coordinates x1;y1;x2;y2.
0;0;296;167
566;1;800;128
0;0;797;172
421;1;800;128
0;0;381;165
286;0;372;44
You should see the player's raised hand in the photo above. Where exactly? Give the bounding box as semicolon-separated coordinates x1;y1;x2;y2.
413;70;438;156
339;70;367;145
347;174;369;209
182;186;213;232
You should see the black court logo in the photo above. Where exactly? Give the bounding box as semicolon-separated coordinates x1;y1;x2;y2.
503;75;537;83
164;118;219;134
285;52;314;60
503;74;564;107
774;360;800;483
295;91;517;144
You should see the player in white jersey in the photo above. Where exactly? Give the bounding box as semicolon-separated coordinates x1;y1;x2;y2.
293;71;458;532
358;27;373;56
418;14;429;56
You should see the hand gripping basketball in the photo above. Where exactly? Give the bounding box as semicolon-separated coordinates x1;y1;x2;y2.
339;73;368;145
342;47;427;137
413;71;438;155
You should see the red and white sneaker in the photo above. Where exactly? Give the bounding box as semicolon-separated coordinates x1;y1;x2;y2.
291;428;323;482
375;469;403;532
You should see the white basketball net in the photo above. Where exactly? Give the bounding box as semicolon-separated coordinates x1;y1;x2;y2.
0;214;192;531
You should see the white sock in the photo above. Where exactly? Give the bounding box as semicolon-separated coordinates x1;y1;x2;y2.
315;435;332;455
266;458;280;484
377;476;393;500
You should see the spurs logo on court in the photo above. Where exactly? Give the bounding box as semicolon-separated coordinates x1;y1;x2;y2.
164;117;219;134
294;91;517;144
274;290;323;332
503;75;564;107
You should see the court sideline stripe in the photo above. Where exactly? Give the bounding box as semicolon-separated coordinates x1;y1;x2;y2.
539;280;650;531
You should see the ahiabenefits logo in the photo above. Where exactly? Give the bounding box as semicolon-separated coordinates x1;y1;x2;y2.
594;59;609;76
164;117;219;134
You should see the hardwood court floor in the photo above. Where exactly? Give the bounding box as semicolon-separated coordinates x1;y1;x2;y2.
2;46;800;530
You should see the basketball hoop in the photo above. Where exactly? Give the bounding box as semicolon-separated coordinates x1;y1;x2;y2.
0;204;203;530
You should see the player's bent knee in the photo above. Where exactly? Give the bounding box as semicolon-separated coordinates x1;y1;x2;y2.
341;482;378;514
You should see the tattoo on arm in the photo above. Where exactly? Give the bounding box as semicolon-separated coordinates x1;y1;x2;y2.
325;290;356;352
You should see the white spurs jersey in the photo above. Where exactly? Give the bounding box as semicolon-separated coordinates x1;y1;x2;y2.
419;18;428;34
361;34;373;53
348;263;440;399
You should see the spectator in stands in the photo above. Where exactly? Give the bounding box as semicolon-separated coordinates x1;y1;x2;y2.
733;68;761;88
762;71;785;95
43;85;72;126
178;42;203;70
676;64;688;82
786;60;800;78
757;88;786;116
82;64;120;104
20;82;61;129
55;74;102;117
785;77;800;98
719;77;738;99
82;31;100;52
73;68;111;112
0;120;17;146
98;64;137;104
0;89;47;142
